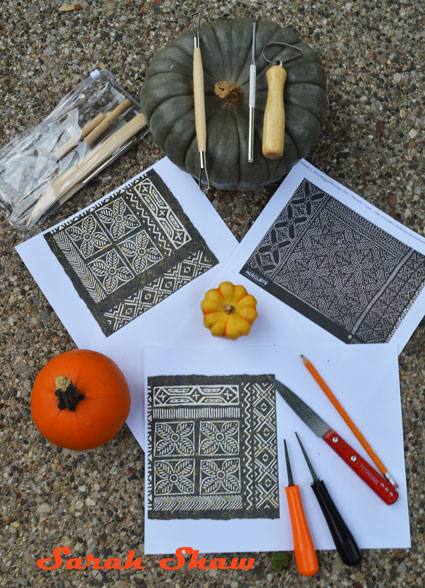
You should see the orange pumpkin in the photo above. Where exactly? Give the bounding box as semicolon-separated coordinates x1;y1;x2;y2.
31;349;130;450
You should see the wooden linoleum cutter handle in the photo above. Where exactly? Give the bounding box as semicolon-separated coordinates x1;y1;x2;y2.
193;47;207;154
84;98;131;146
54;112;106;159
262;65;287;159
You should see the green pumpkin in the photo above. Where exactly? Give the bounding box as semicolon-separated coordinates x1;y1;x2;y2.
140;18;327;190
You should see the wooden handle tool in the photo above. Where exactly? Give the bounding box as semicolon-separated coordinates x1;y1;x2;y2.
262;43;303;160
192;12;209;189
54;112;106;159
84;98;131;146
27;113;147;226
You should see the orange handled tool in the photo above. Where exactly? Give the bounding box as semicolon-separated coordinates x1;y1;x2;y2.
283;439;319;577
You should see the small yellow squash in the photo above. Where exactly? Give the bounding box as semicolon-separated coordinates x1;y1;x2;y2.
201;281;258;339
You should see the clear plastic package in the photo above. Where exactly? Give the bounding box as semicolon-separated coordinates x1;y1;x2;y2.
0;68;148;231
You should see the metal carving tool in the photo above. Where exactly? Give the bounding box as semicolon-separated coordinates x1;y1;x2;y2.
283;439;319;577
272;377;398;505
262;42;303;159
248;21;257;163
192;12;210;190
295;432;362;567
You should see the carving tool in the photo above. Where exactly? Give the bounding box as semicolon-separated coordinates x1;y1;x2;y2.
295;432;362;566
272;378;398;505
54;112;105;159
192;12;210;190
54;98;131;159
301;355;398;488
83;98;131;146
57;135;139;207
27;113;147;226
248;21;257;163
283;439;319;577
262;43;303;159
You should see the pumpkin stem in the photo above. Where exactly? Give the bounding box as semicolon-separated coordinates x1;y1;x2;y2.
214;81;243;104
55;376;85;411
223;304;234;314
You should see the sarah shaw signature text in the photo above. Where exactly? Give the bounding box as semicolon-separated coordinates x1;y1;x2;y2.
37;546;256;571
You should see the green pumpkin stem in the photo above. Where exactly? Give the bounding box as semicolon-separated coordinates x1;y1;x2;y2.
55;376;85;411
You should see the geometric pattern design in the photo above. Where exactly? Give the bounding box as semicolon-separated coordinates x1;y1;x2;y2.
240;179;425;343
147;374;279;520
44;169;218;336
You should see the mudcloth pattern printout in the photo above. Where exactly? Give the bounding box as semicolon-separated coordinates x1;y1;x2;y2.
147;375;280;520
240;179;425;343
44;170;218;336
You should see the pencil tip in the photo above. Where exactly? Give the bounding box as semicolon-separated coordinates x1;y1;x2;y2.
301;354;308;364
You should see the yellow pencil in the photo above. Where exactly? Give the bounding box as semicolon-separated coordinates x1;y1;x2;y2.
301;354;398;488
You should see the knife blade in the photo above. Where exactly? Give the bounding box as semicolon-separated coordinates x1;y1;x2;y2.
272;377;398;505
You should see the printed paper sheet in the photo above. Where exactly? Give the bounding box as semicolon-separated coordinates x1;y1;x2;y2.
144;343;410;554
177;160;425;353
16;158;238;450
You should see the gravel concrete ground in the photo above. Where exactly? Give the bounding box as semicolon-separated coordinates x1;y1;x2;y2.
0;1;424;587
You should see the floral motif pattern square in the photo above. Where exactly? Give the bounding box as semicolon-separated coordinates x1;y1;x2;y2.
44;170;218;336
154;459;195;495
240;179;425;343
147;374;280;520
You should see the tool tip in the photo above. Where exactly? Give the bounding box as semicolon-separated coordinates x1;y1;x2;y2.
283;439;294;486
301;354;308;364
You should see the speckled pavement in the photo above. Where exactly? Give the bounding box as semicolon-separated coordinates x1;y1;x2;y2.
1;1;424;587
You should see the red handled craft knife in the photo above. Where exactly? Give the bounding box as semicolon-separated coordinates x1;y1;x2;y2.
272;378;398;505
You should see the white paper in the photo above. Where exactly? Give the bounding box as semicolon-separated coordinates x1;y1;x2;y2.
144;343;409;554
16;158;238;450
177;159;425;354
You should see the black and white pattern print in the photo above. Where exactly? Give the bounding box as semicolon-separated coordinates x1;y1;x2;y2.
147;374;280;520
240;179;425;343
44;170;218;336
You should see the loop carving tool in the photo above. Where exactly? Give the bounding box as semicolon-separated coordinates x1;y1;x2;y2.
192;12;210;190
272;378;398;505
295;432;362;567
283;439;319;577
261;42;303;159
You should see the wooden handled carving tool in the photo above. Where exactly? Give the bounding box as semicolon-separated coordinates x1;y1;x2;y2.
192;12;210;190
248;21;257;163
283;439;319;577
54;112;106;159
83;98;131;146
262;42;303;159
57;135;140;208
54;98;131;159
301;354;398;488
295;432;362;567
27;113;147;226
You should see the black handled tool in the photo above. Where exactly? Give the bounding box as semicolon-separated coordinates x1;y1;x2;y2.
295;432;362;566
